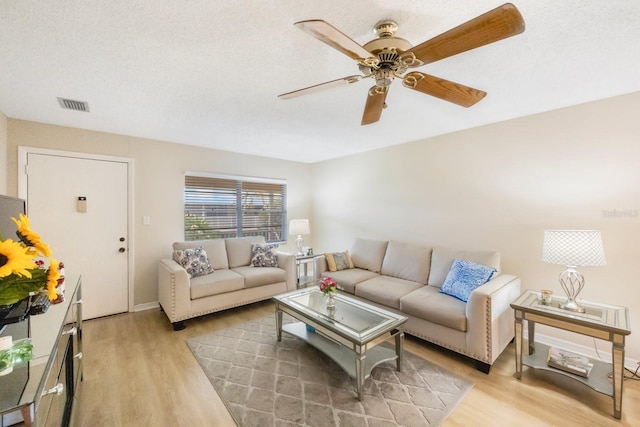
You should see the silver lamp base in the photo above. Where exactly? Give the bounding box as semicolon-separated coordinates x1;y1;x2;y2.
559;299;585;313
295;234;304;256
559;267;586;313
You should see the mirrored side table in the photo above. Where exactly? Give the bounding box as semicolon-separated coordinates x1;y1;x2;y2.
511;289;630;419
295;254;317;288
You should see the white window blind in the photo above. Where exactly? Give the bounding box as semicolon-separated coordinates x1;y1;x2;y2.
184;175;286;243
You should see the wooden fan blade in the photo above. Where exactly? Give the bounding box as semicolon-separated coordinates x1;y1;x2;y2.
278;75;363;99
294;20;373;61
406;3;525;65
361;86;388;125
402;72;486;107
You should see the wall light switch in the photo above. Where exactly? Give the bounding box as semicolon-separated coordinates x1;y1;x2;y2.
143;216;151;225
77;197;87;213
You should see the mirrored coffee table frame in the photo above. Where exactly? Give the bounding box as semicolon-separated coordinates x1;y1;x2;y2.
273;288;407;400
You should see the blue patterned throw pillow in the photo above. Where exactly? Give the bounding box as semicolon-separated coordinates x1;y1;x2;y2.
440;259;497;302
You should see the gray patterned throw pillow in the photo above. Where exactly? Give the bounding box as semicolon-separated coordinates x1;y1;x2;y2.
250;244;279;267
173;246;214;278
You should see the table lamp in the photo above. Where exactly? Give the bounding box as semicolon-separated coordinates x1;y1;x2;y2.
289;219;310;255
542;230;606;313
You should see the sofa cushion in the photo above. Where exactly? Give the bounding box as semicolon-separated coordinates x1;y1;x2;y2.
226;236;266;268
250;243;279;267
400;286;467;332
173;247;214;278
350;238;388;273
233;266;286;288
320;269;379;294
325;250;354;272
354;276;424;310
380;240;432;285
173;239;229;270
440;259;496;302
428;247;500;287
190;269;244;299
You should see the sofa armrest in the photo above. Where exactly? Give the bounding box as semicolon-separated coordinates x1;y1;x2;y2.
277;252;297;291
465;274;521;364
158;258;192;323
314;255;328;281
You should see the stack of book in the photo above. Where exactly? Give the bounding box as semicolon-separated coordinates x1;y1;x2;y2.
547;347;594;378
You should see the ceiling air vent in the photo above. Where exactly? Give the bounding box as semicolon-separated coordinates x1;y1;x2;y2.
57;97;90;112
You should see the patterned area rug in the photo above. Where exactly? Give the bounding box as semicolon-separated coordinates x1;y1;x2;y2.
186;315;472;427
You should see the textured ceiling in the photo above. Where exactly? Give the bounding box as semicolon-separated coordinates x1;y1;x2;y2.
1;1;639;163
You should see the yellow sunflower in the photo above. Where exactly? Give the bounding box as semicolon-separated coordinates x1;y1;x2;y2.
46;257;61;301
0;239;37;278
12;214;52;257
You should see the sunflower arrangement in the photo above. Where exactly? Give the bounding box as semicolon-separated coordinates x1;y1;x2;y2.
0;214;59;306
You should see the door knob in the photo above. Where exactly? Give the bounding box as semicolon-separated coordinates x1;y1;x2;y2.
119;247;126;253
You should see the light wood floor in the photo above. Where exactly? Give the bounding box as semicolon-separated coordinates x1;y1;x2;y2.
72;301;640;427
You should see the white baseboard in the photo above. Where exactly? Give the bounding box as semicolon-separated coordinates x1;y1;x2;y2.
525;331;638;372
134;301;159;312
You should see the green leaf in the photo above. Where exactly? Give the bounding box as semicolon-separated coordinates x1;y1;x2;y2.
0;269;48;305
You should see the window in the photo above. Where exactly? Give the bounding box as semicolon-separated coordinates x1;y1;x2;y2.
184;174;286;243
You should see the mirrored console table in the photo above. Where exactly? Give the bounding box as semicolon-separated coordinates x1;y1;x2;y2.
0;275;83;426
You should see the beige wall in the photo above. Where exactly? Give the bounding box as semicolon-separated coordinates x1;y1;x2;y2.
4;92;639;360
6;120;313;307
0;111;7;194
311;91;640;361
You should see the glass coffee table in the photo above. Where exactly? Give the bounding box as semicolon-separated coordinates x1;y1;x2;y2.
273;288;407;400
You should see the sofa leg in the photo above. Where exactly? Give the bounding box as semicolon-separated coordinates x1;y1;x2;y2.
172;321;186;331
475;360;491;374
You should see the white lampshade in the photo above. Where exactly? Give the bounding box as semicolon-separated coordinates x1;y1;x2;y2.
289;219;310;235
542;230;606;267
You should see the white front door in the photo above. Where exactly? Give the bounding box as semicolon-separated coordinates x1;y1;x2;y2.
24;152;130;319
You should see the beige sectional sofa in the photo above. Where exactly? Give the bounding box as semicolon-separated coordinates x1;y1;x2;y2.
315;238;521;373
158;236;296;330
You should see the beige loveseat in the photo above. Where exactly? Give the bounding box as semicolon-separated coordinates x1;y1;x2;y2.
315;238;521;373
159;236;296;330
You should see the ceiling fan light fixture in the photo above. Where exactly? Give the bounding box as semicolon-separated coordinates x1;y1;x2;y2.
374;69;394;88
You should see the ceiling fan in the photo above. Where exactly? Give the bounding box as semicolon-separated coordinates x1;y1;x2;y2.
278;3;525;125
